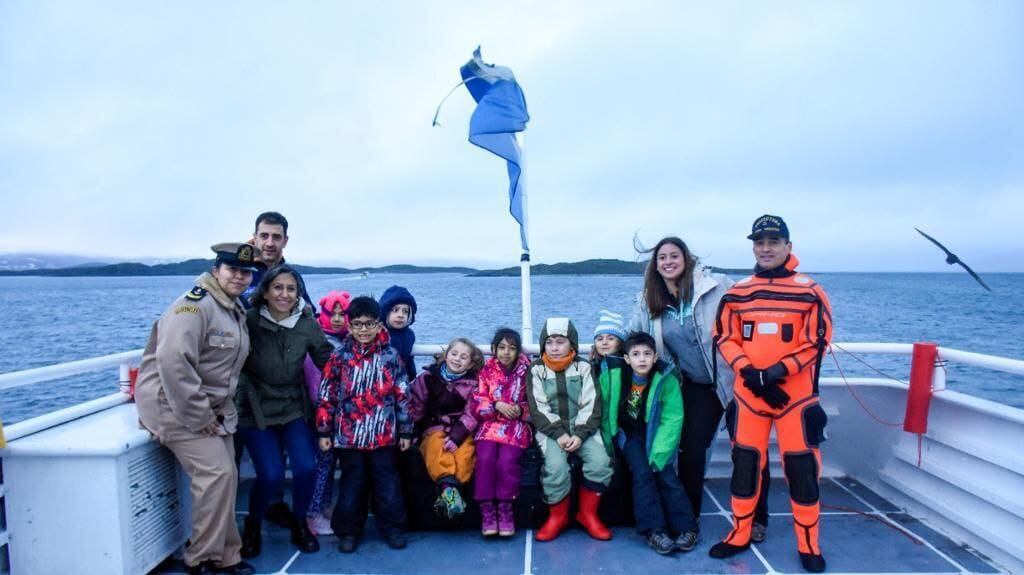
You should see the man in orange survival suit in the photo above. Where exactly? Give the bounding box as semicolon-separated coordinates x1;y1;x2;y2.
709;215;832;573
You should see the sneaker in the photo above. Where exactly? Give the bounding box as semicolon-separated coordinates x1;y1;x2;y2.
647;530;675;555
337;535;358;553
441;485;466;518
433;494;449;518
307;514;334;536
386;532;408;550
675;530;698;552
751;522;767;543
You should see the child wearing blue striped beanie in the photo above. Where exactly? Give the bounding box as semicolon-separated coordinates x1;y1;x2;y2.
592;310;626;363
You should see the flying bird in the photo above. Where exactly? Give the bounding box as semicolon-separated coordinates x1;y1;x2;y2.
914;227;992;292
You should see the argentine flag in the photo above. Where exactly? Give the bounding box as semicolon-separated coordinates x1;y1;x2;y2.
460;47;531;251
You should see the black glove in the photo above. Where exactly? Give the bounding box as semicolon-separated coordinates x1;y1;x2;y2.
741;362;789;394
765;360;786;382
740;366;768;397
761;383;791;409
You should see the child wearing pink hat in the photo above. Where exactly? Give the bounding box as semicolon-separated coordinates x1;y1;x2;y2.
305;290;352;534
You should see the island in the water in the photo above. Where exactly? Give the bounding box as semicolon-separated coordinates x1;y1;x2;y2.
0;256;748;277
468;258;748;277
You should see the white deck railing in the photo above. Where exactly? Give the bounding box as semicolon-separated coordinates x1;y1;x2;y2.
0;341;1022;570
2;342;1024;442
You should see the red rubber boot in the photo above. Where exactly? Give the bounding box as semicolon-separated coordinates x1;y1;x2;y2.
534;497;570;541
576;487;612;540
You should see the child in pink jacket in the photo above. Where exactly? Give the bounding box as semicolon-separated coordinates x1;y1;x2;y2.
472;328;533;537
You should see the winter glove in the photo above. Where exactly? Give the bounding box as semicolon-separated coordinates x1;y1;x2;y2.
761;383;791;409
763;362;788;383
740;363;789;396
740;366;767;397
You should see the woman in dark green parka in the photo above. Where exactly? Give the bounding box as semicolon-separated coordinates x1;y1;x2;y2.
236;265;334;557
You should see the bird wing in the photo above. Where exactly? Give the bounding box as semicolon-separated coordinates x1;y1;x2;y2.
914;227;954;257
956;260;993;292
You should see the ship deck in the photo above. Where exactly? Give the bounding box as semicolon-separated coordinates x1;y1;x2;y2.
152;476;1002;575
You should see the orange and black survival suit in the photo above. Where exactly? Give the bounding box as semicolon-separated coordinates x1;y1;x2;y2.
709;253;832;569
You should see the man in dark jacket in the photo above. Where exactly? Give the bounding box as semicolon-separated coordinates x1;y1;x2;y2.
242;211;314;311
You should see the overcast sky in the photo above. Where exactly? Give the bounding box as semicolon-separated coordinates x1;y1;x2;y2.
1;1;1021;271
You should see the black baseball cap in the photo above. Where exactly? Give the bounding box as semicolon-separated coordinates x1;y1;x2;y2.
747;214;790;241
211;242;259;271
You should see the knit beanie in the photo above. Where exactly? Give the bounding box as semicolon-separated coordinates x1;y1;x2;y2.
317;290;352;332
593;309;626;341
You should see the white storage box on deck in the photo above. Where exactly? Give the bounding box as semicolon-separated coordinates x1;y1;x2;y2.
2;403;190;575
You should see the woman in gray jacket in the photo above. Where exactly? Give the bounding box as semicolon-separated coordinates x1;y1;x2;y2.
629;237;768;538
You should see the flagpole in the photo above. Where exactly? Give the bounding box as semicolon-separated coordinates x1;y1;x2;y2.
516;130;533;344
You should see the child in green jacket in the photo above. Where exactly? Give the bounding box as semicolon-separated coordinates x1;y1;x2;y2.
605;331;698;555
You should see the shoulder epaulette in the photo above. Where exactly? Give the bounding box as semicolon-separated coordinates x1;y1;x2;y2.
185;286;208;301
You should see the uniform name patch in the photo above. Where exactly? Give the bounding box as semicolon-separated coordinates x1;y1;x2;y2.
175;304;200;315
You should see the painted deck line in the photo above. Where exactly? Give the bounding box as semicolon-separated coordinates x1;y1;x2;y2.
703;483;776;574
153;479;1001;575
523;529;533;575
828;477;972;574
278;550;301;574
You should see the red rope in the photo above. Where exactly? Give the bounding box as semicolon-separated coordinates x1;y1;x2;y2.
830;343;908;384
830;350;904;428
821;503;924;545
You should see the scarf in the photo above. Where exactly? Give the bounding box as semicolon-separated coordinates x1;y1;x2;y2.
542;350;577;372
439;362;467;382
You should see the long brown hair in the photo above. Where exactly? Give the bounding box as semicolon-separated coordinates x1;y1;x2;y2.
636;236;698;319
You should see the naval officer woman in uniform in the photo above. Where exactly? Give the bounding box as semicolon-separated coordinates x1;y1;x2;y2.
135;243;258;575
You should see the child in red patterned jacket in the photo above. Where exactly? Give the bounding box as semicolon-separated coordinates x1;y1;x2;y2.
472;328;533;537
316;296;412;553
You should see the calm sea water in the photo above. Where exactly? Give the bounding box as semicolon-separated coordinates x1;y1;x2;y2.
1;272;1021;424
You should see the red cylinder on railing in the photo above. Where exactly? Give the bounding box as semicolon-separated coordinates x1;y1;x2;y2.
904;342;938;434
128;367;139;399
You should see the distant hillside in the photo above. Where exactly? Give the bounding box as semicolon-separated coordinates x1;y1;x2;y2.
0;255;750;278
469;258;749;277
0;253;118;271
0;259;477;277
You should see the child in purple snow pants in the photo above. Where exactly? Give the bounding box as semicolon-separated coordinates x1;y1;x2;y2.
471;328;534;537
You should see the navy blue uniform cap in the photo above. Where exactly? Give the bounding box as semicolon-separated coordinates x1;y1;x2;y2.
747;214;790;240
